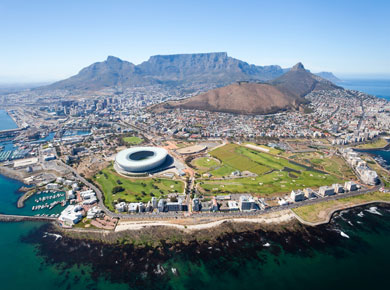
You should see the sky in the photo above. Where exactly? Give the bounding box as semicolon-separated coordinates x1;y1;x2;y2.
0;0;389;83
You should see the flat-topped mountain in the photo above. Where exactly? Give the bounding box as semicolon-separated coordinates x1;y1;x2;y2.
38;53;287;91
153;63;341;115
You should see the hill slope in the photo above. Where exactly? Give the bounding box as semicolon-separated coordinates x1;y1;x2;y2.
154;63;341;115
270;63;342;98
155;82;308;115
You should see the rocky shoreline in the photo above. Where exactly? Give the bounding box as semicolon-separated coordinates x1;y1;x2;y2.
20;203;390;288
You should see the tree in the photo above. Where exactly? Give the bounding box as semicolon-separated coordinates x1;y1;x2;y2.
112;186;125;194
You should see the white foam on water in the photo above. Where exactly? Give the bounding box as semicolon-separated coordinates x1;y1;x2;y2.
365;206;382;216
340;231;350;239
348;221;354;226
43;232;62;241
357;211;364;218
263;242;271;247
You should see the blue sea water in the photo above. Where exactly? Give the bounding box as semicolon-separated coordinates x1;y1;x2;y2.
0;110;18;131
337;79;390;100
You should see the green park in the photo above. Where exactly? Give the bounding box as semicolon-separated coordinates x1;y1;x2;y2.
93;166;184;211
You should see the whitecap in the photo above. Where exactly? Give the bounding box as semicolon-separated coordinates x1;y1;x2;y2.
357;211;364;218
263;242;271;247
340;231;350;239
365;206;382;216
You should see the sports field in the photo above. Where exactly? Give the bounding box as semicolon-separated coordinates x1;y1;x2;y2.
192;157;220;174
93;166;184;211
199;143;343;196
123;136;143;145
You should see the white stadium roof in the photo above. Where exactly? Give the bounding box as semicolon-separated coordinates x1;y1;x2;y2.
115;147;168;173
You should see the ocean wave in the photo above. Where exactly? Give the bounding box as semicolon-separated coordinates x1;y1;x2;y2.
365;206;382;216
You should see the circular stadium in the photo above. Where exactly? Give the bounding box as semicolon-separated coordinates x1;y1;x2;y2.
115;147;168;174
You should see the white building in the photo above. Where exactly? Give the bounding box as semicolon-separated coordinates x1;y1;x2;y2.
86;206;102;219
345;181;358;191
332;184;345;194
290;190;305;202
318;186;335;197
115;202;127;212
303;188;317;199
46;183;59;190
227;200;239;211
58;205;83;226
239;195;256;211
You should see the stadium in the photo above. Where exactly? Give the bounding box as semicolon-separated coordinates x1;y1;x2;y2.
115;147;169;175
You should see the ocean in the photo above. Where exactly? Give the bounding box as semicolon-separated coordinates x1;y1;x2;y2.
337;79;390;100
0;110;18;131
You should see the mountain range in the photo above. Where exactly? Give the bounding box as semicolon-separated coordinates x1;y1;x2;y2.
152;63;342;115
39;52;339;92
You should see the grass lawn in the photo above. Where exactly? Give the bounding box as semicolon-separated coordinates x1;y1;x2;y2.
293;191;390;223
123;136;143;145
244;143;281;155
210;164;237;177
199;170;341;196
355;138;389;149
210;144;271;175
192;157;220;173
288;152;356;180
93;166;184;211
199;143;344;196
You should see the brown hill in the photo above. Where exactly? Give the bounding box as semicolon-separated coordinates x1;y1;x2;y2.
157;82;308;115
152;62;341;115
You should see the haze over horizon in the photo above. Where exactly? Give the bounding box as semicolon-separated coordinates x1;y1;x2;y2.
1;0;390;83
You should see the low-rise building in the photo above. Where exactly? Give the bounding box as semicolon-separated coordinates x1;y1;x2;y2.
332;184;345;194
318;186;335;197
46;183;59;190
345;181;358;191
290;190;305;202
239;195;257;211
227;200;239;211
303;188;316;198
58;205;83;226
115;202;127;212
128;203;139;213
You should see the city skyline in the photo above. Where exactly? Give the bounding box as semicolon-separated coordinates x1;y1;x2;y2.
1;0;390;83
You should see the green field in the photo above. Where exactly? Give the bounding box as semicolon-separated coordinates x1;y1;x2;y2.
287;152;356;180
244;143;282;155
93;166;184;211
210;144;271;176
123;136;143;145
199;143;342;196
193;157;220;173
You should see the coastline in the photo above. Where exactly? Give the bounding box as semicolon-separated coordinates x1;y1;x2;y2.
0;166;27;183
45;200;389;245
292;200;390;226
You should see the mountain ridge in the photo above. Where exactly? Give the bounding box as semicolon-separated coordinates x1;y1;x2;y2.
37;53;339;92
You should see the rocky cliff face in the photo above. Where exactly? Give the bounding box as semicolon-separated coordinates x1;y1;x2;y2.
40;52;286;91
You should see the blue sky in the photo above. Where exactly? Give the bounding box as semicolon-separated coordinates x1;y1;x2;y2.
0;0;389;82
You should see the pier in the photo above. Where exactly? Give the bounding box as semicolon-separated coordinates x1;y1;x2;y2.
0;214;56;222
